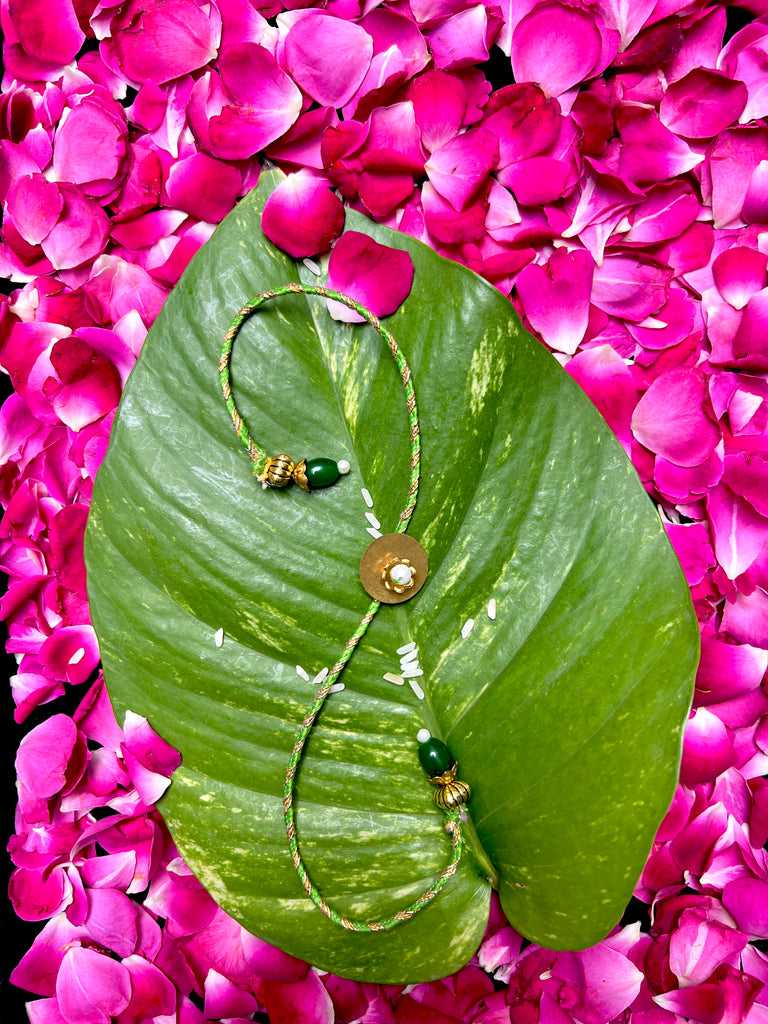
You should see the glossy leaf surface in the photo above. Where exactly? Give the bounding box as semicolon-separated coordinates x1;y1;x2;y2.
85;171;698;982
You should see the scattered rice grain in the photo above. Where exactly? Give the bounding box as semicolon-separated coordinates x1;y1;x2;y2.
361;487;374;508
409;679;425;700
461;618;475;639
296;665;310;681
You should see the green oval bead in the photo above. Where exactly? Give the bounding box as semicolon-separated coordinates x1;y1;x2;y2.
418;737;452;777
305;458;340;489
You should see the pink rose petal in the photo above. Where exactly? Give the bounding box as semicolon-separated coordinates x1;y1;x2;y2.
632;368;720;467
8;0;84;66
660;69;748;140
284;13;373;108
165;152;242;224
425;127;498;211
326;230;414;322
109;0;221;86
56;947;131;1024
516;248;594;355
712;247;768;310
262;171;345;258
511;3;603;98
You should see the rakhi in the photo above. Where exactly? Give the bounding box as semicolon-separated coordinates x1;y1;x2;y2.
218;282;472;932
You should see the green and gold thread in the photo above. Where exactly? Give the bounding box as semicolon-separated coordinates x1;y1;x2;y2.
219;282;465;932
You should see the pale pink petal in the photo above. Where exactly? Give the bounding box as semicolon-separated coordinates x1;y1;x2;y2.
628;288;696;352
326;231;414;322
56;947;131;1024
180;905;308;983
39;185;110;271
660;69;748;140
425;127;498;211
261;170;345;257
121;709;182;805
632;368;720;467
713;246;768;310
516;248;594;355
284;13;373;108
511;3;602;98
110;0;221;86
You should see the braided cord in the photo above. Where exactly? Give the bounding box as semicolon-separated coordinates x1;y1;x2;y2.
219;282;463;932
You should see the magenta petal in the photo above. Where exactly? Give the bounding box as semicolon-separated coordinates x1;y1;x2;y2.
16;713;77;798
511;3;602;97
38;625;100;685
203;968;258;1019
723;877;768;938
56;947;131;1024
631;368;720;467
552;943;643;1024
713;246;768;310
426;5;498;71
566;344;637;450
669;906;748;987
680;707;737;787
653;983;724;1024
591;255;672;322
122;954;177;1020
40;185;110;271
7;174;63;245
188;45;302;161
166;152;241;224
110;0;221;86
425;127;498;211
261;972;335;1024
706;484;768;580
8;0;84;65
660;69;748;140
696;633;768;706
516;248;594;355
326;230;414;321
262;171;345;257
284;14;373;108
406;69;467;152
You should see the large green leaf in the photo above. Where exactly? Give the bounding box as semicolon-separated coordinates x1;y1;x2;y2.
85;170;698;983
